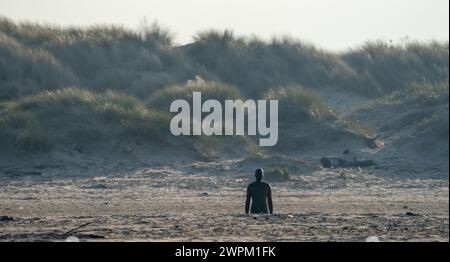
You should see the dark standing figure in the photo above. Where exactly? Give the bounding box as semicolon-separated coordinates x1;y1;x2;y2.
245;168;273;214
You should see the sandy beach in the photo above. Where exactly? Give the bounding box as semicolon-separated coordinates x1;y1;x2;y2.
0;156;448;242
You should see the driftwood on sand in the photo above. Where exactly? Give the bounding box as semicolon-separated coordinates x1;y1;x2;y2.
320;156;375;168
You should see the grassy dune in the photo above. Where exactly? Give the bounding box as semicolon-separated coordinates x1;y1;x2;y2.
0;88;170;151
353;81;449;144
0;16;448;157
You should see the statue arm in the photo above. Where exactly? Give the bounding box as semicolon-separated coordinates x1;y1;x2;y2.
245;187;251;214
268;186;273;214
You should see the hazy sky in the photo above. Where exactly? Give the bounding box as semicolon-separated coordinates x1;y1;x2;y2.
0;0;448;49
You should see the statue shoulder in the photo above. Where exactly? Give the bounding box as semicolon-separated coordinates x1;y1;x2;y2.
247;182;256;188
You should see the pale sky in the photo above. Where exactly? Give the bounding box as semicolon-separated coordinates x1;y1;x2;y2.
0;0;448;50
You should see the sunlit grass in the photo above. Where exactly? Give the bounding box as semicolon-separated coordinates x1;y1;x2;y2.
0;87;170;151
